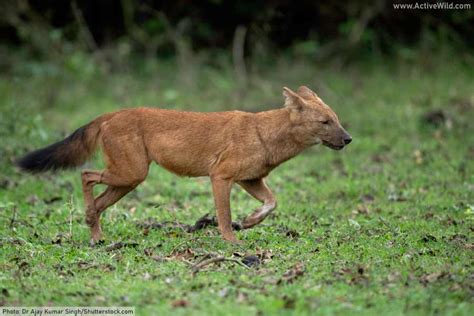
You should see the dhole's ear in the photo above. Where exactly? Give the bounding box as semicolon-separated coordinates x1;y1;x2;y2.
283;87;305;110
297;86;318;99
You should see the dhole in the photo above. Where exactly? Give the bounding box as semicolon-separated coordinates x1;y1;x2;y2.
17;86;351;244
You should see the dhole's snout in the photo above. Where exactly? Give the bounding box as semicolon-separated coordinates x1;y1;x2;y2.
343;132;352;145
323;128;352;150
338;129;352;149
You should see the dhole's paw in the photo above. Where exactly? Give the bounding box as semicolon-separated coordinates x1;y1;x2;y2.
222;235;244;245
241;204;274;229
228;238;245;245
242;212;266;229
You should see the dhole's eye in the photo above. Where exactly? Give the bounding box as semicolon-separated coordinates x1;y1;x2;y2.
321;120;330;125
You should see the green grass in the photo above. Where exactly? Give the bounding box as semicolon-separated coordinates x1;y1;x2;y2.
0;54;473;315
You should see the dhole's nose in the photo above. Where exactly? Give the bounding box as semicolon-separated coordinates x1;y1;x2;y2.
343;135;352;145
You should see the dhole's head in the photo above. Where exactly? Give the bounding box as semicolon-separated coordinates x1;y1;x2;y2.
283;86;352;150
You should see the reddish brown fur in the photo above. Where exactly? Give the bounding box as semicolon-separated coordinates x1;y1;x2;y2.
18;86;351;244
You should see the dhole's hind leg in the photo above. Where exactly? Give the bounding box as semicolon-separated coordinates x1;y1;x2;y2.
82;131;149;245
89;185;135;244
238;178;277;229
82;168;144;245
81;170;103;244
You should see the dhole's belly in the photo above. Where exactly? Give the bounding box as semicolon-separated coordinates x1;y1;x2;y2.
153;155;210;177
146;138;214;177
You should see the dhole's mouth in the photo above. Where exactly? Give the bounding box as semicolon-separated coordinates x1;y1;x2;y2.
322;141;344;150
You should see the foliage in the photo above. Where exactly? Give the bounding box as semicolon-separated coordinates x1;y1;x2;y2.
0;0;473;64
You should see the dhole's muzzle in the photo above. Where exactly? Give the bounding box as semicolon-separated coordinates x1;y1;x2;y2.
322;127;352;150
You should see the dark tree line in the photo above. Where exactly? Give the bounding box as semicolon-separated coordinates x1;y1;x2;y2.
1;0;473;58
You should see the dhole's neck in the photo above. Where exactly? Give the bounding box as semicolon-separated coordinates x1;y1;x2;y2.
255;108;308;167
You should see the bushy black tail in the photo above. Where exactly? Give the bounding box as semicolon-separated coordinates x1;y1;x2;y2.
16;122;100;173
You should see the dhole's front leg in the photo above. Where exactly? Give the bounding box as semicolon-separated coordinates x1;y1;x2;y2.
210;176;242;243
238;178;277;229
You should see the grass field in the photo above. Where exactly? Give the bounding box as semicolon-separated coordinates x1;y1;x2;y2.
0;54;473;315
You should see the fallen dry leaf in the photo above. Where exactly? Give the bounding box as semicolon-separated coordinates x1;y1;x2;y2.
419;271;449;285
278;262;304;284
27;194;39;205
150;255;166;262
171;299;189;308
413;149;423;165
236;291;248;303
255;249;274;264
167;248;195;261
144;248;153;257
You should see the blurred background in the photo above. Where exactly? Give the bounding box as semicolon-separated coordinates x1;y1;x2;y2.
1;1;473;83
0;0;473;170
1;1;474;58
